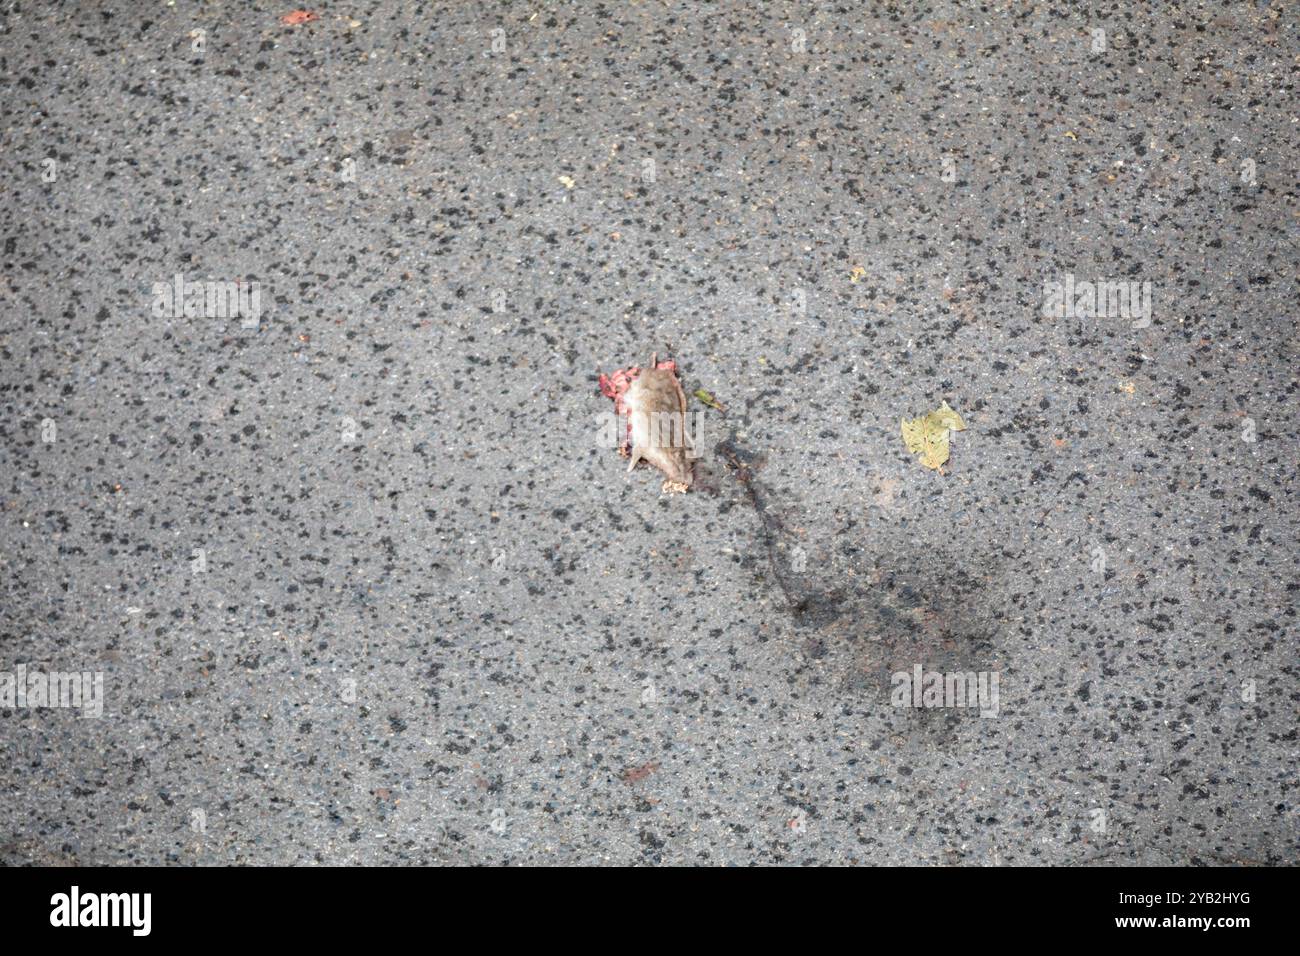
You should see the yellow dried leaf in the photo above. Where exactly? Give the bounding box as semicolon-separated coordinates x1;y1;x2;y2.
901;401;966;471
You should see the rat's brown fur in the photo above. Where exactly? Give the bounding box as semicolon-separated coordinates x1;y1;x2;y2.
624;353;693;488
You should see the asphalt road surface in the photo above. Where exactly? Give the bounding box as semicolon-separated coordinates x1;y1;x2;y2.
1;1;1296;865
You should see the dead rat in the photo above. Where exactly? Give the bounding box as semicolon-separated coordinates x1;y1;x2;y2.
607;353;694;491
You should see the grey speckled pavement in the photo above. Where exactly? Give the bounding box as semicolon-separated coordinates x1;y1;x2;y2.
0;1;1295;866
